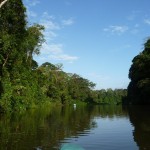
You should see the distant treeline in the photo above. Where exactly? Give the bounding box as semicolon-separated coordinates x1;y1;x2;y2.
90;89;127;105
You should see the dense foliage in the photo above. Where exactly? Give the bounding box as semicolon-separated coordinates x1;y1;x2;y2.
0;0;126;112
127;39;150;104
89;89;127;105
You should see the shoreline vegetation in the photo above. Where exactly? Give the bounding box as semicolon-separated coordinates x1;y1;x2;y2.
0;0;149;113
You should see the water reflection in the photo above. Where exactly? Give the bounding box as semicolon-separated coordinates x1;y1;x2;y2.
0;105;98;150
128;106;150;150
0;105;149;149
59;105;134;150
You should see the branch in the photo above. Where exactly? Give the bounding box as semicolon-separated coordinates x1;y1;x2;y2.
0;0;8;8
2;53;9;67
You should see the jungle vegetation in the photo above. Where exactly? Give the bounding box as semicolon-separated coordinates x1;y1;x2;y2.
0;0;133;113
127;38;150;104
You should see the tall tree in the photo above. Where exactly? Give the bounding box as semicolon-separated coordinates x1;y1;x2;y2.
0;0;45;111
0;0;26;103
127;38;150;104
25;24;44;68
68;74;95;102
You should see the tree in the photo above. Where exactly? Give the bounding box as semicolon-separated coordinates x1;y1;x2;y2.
25;24;45;68
0;0;45;111
0;0;102;112
68;74;96;102
127;38;150;104
0;0;27;108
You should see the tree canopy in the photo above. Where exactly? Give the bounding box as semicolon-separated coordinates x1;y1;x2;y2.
0;0;127;113
127;38;150;104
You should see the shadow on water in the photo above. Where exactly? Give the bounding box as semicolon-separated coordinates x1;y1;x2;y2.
128;106;150;150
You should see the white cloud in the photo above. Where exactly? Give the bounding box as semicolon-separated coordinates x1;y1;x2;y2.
27;9;37;18
103;25;129;35
35;43;79;63
44;30;57;41
62;18;74;26
49;54;78;62
40;12;60;30
41;20;60;30
25;0;40;6
42;43;63;55
39;12;60;40
28;10;78;64
144;19;150;25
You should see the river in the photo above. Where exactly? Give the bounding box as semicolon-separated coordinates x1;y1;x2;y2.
0;105;150;150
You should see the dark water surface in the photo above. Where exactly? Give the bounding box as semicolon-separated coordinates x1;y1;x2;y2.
0;105;150;150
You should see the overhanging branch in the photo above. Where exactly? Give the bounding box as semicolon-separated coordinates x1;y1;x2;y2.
0;0;8;8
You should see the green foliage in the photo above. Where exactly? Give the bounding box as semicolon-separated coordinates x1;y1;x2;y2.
0;0;127;113
0;70;12;112
127;38;150;104
0;0;45;112
25;24;45;68
89;89;127;105
36;64;96;105
68;74;95;102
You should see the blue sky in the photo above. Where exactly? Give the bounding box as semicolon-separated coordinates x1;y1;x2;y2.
23;0;150;89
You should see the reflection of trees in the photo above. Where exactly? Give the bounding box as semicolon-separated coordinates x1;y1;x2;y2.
128;106;150;149
88;105;128;118
0;107;54;150
0;106;97;150
0;105;128;150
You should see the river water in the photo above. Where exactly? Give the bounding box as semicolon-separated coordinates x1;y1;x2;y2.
0;105;150;150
